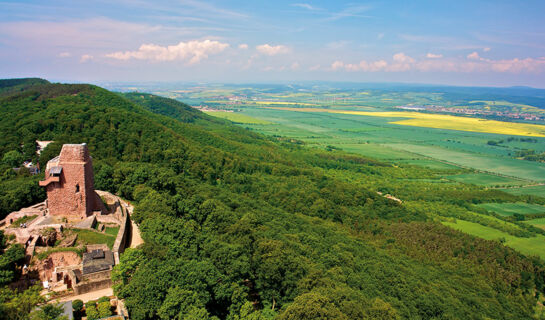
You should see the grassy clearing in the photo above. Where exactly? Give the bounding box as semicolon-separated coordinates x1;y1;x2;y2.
104;226;120;237
396;159;460;170
72;228;116;249
444;173;529;187
443;219;545;259
11;215;37;227
204;111;273;124
339;143;419;160
477;202;545;216
501;185;545;197
266;107;545;137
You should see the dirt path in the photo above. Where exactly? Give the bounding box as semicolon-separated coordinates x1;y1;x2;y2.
121;202;143;248
56;287;113;303
129;220;144;248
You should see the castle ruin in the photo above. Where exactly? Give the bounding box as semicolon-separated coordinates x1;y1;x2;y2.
39;143;104;219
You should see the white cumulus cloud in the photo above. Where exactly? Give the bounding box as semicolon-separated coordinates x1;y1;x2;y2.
330;52;545;74
256;44;290;56
106;39;229;64
58;52;72;58
331;60;345;70
467;51;481;60
238;43;248;49
426;53;443;59
80;54;93;62
331;59;389;72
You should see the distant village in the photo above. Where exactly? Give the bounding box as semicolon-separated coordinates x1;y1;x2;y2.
396;105;543;121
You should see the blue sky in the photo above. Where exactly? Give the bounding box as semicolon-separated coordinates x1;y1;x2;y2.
1;0;545;87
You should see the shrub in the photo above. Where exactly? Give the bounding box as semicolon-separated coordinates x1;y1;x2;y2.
72;299;83;312
86;305;99;320
85;300;96;309
97;296;110;304
97;301;112;318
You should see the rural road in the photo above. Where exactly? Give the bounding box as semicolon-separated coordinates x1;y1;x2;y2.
57;287;113;303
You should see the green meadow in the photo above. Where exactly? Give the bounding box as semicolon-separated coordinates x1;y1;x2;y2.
444;173;530;187
395;159;460;170
336;143;419;160
477;202;545;216
525;217;545;230
502;185;545;197
385;143;545;182
204;111;273;124
72;228;116;249
443;220;545;259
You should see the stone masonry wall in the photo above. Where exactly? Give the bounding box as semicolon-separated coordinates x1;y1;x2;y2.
74;278;112;295
112;206;130;265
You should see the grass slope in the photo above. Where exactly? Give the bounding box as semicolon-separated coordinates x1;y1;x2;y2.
445;173;530;187
443;219;545;259
387;143;545;181
478;202;545;216
204;111;273;124
502;185;545;197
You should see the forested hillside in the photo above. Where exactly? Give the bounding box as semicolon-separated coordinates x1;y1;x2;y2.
1;79;545;319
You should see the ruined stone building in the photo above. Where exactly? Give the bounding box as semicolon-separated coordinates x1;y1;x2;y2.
39;143;104;220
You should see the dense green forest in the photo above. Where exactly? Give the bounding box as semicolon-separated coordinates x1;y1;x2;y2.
1;78;545;319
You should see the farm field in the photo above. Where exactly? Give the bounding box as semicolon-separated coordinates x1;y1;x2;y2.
235;107;545;183
477;202;545;216
525;218;545;230
443;219;545;259
501;185;545;197
267;107;545;137
204;111;272;124
444;173;530;187
394;159;461;170
385;143;545;182
336;143;420;160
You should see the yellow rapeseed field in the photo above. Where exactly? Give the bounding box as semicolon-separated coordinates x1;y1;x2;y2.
267;107;545;137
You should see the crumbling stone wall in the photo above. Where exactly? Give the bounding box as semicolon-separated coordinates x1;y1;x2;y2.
35;251;81;282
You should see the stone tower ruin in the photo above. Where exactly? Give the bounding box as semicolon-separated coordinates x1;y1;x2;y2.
39;143;103;219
